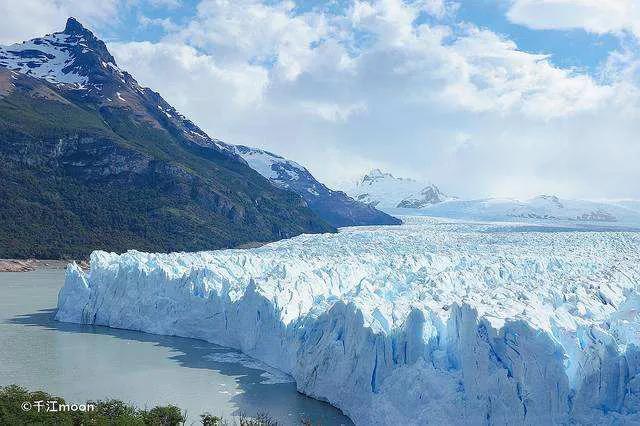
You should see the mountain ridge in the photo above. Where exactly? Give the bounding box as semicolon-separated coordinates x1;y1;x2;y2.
0;19;338;258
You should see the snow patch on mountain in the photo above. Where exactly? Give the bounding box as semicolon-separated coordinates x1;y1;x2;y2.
0;18;117;87
0;33;89;85
233;145;305;185
56;218;640;424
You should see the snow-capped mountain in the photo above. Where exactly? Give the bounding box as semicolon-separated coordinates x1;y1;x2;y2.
0;17;233;155
234;147;400;227
402;194;640;226
347;169;451;209
345;168;640;226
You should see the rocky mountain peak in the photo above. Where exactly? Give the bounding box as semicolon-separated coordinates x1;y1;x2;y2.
366;168;387;178
362;169;393;183
64;17;116;65
534;194;564;208
64;17;87;35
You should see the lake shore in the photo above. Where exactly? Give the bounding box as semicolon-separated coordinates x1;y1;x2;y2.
0;259;83;272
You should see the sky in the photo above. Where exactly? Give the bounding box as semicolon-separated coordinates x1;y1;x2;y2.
1;0;639;199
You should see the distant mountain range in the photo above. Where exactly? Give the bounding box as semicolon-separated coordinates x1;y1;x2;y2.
412;195;640;225
345;169;640;226
0;18;396;258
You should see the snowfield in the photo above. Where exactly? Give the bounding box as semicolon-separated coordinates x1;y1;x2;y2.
56;217;640;425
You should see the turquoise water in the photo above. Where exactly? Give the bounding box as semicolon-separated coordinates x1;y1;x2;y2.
0;269;352;425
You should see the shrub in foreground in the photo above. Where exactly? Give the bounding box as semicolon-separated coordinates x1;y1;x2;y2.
0;384;185;425
0;385;319;425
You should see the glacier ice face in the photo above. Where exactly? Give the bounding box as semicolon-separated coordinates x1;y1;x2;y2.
56;217;640;425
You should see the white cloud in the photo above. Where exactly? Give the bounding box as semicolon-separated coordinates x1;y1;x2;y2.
0;0;121;44
506;0;640;37
139;15;180;32
343;2;611;119
167;0;342;81
147;0;181;9
443;26;611;118
300;100;367;122
422;0;457;19
110;41;268;107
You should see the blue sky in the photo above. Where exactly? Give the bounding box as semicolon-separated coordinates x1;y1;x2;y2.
1;0;639;199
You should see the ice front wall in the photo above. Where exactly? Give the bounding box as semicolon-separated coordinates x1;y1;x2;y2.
56;218;640;425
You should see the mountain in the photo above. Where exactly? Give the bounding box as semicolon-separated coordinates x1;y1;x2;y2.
0;18;339;258
233;147;400;227
395;195;640;226
344;168;640;226
347;169;451;209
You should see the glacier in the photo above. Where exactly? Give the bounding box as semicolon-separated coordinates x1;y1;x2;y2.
56;217;640;425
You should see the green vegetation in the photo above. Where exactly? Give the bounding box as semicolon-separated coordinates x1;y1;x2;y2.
1;385;185;425
0;80;333;259
0;385;317;425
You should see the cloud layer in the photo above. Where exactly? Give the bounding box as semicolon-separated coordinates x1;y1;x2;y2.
0;0;121;43
507;0;640;37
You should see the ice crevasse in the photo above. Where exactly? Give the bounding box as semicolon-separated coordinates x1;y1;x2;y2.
56;218;640;425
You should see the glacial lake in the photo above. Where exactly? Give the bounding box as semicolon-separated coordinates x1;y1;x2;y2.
0;269;352;425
